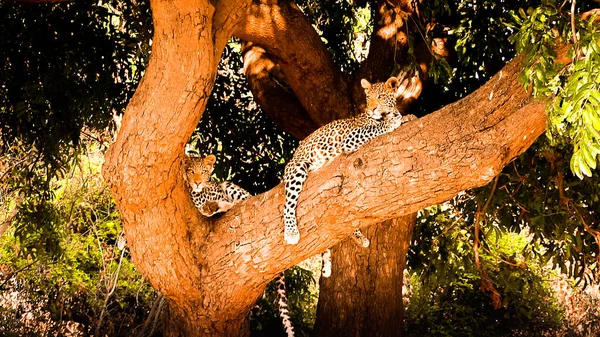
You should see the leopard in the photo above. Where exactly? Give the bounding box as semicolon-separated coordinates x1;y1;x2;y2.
282;76;417;245
183;154;296;336
184;154;251;216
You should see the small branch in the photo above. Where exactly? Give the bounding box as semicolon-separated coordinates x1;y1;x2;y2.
0;260;36;290
0;195;23;238
138;293;166;337
95;245;127;336
473;176;501;309
571;0;578;44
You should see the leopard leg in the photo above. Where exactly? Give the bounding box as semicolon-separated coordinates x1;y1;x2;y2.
283;161;309;245
275;272;295;337
321;248;332;278
351;229;370;247
200;201;221;216
222;181;251;204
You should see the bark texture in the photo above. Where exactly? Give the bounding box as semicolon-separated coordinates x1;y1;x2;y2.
103;0;253;335
314;215;417;337
234;0;352;125
102;0;553;336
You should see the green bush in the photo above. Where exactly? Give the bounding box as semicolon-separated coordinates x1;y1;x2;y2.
0;148;155;337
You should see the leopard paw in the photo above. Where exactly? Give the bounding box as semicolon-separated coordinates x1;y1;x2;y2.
284;231;300;245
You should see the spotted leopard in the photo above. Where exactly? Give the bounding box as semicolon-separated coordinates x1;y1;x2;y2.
283;76;416;245
184;154;295;336
184;154;251;216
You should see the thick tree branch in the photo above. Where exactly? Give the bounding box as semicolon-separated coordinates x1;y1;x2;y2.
103;0;252;335
196;53;548;310
241;43;318;138
234;0;354;124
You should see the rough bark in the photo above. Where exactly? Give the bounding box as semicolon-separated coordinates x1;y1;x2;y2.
103;0;252;335
241;43;318;139
198;50;547;295
314;214;417;337
234;0;353;124
102;0;556;336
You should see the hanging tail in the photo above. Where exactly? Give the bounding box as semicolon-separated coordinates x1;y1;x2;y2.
275;272;295;337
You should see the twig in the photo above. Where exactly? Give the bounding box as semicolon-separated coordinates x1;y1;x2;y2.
139;293;166;337
554;169;600;265
0;195;24;238
95;245;127;336
0;260;36;290
473;176;502;309
571;0;578;45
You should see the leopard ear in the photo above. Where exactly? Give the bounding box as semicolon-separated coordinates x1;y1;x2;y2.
360;78;372;89
203;154;216;167
385;77;399;90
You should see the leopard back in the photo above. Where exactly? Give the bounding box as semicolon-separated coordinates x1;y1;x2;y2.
282;76;407;245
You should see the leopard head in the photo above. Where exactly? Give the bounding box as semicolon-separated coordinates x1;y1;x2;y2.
184;154;216;192
360;77;400;120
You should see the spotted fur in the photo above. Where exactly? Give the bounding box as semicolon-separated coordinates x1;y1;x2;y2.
283;77;413;244
275;272;294;337
184;154;295;336
184;154;250;216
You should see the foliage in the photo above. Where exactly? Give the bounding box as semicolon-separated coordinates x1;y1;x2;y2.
408;135;600;335
0;148;155;337
295;0;371;73
188;42;297;195
0;0;152;200
511;0;600;179
407;207;563;336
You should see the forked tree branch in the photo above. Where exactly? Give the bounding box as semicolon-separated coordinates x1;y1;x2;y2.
195;52;550;306
241;43;319;138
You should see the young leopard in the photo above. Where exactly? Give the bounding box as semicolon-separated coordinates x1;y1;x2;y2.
183;154;295;336
184;154;251;216
283;76;416;244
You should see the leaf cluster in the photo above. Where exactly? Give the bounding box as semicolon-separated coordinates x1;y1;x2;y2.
0;0;152;199
511;1;600;179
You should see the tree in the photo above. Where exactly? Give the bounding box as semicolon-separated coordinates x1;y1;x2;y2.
2;0;600;336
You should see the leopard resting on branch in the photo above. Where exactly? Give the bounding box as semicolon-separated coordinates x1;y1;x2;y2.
282;72;421;245
183;154;296;336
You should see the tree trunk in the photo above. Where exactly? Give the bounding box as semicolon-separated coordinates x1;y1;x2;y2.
102;0;255;335
101;0;567;334
313;215;416;337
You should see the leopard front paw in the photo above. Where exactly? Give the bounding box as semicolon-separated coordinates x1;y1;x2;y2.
284;231;300;245
200;201;221;217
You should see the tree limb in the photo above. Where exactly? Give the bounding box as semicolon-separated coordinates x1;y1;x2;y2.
234;0;354;124
241;43;318;138
196;52;549;309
